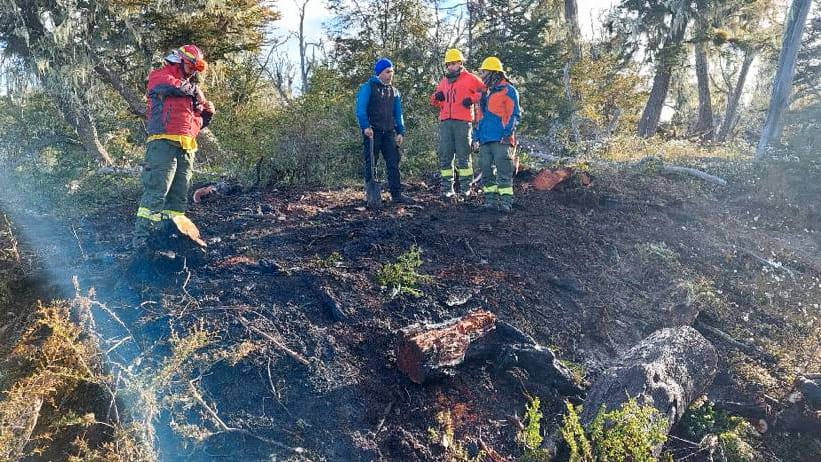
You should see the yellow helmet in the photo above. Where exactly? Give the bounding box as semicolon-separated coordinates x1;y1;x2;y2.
479;56;504;72
444;48;466;63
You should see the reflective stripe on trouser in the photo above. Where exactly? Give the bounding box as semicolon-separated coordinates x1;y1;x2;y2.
479;142;513;205
438;120;472;192
133;139;194;240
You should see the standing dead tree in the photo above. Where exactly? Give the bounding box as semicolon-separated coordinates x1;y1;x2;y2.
756;0;812;158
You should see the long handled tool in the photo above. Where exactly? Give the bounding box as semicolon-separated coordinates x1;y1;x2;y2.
365;136;382;209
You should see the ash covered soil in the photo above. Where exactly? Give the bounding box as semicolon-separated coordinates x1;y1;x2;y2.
23;157;821;460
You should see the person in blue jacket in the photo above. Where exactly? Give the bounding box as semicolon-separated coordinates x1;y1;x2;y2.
473;57;521;213
355;58;412;204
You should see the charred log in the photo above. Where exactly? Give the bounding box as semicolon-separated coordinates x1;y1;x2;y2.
580;326;717;454
396;311;583;396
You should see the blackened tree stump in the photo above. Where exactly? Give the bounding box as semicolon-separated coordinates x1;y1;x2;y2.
396;310;583;396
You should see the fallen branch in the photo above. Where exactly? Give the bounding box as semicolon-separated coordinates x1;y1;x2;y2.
375;399;395;435
236;315;310;366
526;153;728;187
660;164;727;186
478;438;510;462
189;379;305;453
694;319;776;363
735;246;797;281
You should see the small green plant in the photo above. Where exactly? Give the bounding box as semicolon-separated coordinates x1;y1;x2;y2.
560;398;668;462
637;241;680;266
518;397;551;462
375;245;433;298
680;400;761;462
520;396;544;449
313;251;343;268
427;410;485;462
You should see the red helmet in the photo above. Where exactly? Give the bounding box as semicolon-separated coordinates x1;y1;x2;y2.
174;44;208;72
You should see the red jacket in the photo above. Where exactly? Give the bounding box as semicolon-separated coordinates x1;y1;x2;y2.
430;69;486;122
146;63;211;138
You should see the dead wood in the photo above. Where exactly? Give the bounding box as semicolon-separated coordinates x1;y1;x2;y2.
317;285;348;321
798;375;821;409
236;315;310;366
694;318;777;363
1;396;43;461
660;164;727;186
396;311;583;396
527;152;728;187
580;326;717;456
396;310;497;384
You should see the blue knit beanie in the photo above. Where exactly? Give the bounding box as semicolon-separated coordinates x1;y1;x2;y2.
374;58;393;76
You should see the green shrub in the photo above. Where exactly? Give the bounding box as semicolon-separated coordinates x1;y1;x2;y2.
680;400;761;462
560;398;668;462
517;397;551;462
375;245;433;298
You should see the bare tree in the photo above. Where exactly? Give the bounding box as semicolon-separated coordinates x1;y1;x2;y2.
756;0;812;157
295;0;322;92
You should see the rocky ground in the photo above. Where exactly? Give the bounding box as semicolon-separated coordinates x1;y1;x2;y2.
1;154;820;461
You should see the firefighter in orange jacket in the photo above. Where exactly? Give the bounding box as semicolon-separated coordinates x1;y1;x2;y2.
431;49;486;200
132;44;214;250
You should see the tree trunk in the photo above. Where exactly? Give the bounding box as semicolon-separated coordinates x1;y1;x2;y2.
196;128;231;166
564;0;582;61
93;59;146;117
396;311;497;384
693;34;714;140
580;327;717;456
52;91;114;166
717;50;755;142
298;0;310;93
756;0;812;158
637;7;689;138
562;0;583;142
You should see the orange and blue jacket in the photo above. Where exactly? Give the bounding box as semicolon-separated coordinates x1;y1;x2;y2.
430;69;486;122
474;80;521;145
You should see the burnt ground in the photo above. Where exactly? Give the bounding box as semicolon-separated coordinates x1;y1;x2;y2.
3;155;821;461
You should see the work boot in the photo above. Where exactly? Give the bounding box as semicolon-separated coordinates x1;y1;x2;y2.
392;193;414;204
498;198;513;213
483;193;499;210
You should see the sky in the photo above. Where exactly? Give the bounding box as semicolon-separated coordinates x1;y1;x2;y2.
270;0;617;87
273;0;616;40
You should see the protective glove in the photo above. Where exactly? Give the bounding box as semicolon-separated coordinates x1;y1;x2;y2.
434;91;445;102
462;98;473;108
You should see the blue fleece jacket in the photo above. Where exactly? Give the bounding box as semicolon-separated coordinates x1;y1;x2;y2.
355;76;405;135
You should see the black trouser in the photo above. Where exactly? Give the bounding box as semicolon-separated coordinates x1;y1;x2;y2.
362;130;401;196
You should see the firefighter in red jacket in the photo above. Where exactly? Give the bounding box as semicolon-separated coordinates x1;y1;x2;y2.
431;49;486;200
132;44;215;250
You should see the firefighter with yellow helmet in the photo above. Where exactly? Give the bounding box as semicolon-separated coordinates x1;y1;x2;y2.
473;56;521;213
430;48;486;200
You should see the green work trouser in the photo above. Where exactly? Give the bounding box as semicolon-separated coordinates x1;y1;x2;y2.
479;142;514;206
438;120;473;192
133;139;195;241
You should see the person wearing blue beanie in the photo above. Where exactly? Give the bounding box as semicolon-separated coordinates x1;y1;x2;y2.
374;58;393;76
355;58;412;205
